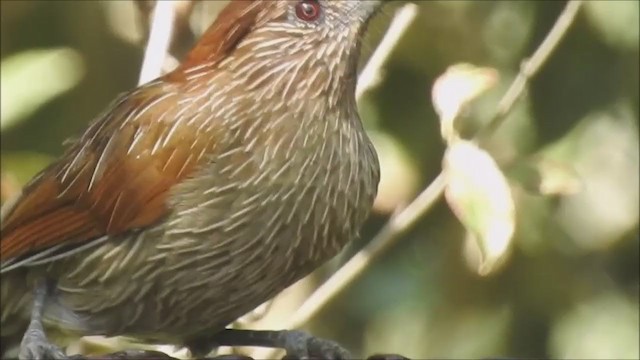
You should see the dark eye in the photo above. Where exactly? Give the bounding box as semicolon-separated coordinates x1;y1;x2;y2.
295;0;321;22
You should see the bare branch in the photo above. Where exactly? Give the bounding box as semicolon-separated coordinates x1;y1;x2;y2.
138;0;178;85
356;3;420;99
289;173;446;330
86;1;584;359
65;349;409;360
275;0;584;343
478;0;584;141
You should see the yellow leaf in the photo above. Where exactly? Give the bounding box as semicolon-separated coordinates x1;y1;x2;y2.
431;64;499;143
443;140;515;275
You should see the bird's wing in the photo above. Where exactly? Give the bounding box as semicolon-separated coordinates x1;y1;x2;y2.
0;0;265;272
0;83;215;271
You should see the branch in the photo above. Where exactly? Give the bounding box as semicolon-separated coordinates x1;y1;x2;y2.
356;3;420;99
66;350;410;360
249;5;422;358
278;0;584;339
289;173;447;330
137;0;178;85
73;2;583;359
478;0;584;140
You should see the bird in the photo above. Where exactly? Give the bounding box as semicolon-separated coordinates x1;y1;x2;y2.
0;0;382;359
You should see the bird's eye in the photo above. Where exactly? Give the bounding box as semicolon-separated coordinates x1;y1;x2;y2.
295;0;321;22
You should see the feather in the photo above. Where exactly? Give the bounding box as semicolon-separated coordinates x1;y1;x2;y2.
0;1;272;270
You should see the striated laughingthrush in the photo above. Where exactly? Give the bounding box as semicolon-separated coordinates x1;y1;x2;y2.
0;0;382;359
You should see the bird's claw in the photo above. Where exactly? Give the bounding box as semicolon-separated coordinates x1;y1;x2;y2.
281;330;351;360
19;326;67;360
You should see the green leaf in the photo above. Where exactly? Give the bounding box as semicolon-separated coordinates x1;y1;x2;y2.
584;0;639;51
550;293;640;359
1;48;85;130
1;151;55;186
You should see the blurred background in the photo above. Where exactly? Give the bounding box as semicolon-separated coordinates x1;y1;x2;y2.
1;0;638;359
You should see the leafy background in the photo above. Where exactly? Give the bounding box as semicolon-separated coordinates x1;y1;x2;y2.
1;1;638;359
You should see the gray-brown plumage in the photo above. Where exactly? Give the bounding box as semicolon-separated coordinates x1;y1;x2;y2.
0;0;381;358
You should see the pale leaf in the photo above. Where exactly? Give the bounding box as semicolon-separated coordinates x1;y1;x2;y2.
443;140;515;275
431;64;499;143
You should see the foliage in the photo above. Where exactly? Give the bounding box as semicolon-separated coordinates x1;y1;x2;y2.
1;1;638;359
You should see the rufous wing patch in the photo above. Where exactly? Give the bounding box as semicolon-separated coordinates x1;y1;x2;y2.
0;85;214;263
0;0;268;265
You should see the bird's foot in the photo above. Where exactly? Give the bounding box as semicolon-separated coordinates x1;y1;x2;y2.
19;278;68;360
205;329;351;360
278;330;351;360
19;325;67;360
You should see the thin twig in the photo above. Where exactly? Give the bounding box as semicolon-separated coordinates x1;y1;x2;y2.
289;173;447;329
138;0;178;85
478;0;584;140
250;5;419;357
356;3;420;99
273;0;584;346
